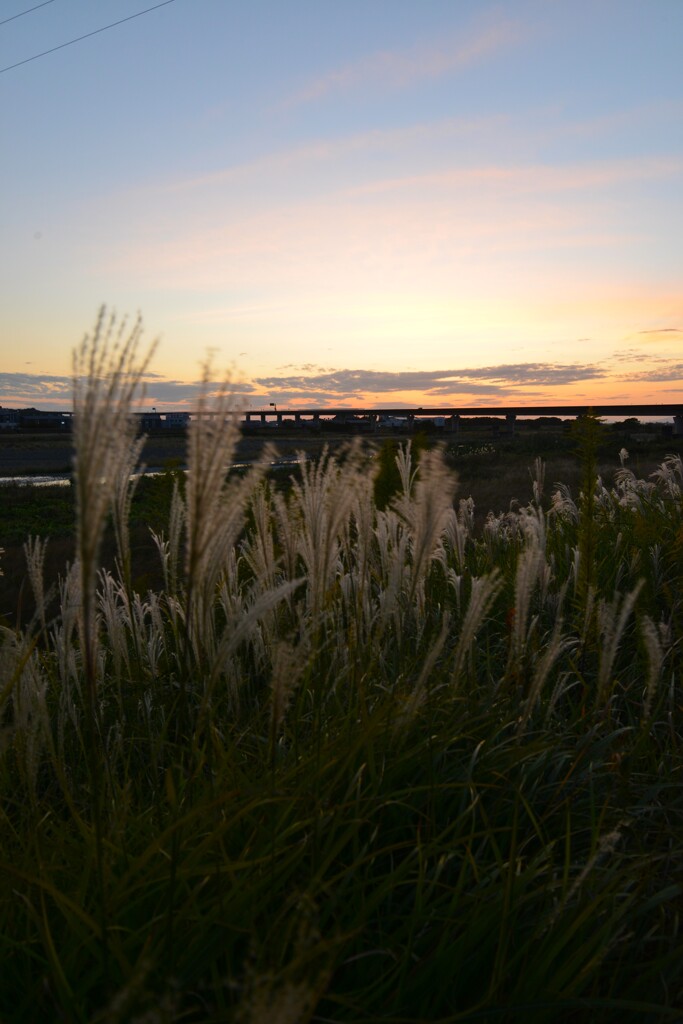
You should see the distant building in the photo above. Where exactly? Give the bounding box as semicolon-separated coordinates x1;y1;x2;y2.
139;412;163;432
138;411;191;432
165;411;191;429
0;407;20;429
1;407;69;430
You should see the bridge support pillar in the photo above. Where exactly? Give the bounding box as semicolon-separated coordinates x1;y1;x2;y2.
260;413;266;424
407;414;415;432
312;413;320;432
449;414;460;434
245;413;252;425
504;413;516;436
674;415;683;437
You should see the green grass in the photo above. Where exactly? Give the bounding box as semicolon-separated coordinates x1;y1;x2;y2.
0;323;682;1021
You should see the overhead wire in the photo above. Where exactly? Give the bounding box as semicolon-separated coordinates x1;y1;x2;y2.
0;1;56;29
0;0;180;74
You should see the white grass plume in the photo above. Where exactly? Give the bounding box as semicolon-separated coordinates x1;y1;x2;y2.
72;307;154;693
518;605;573;734
640;614;664;721
287;444;366;621
23;535;49;637
392;446;458;602
596;582;644;707
452;571;502;685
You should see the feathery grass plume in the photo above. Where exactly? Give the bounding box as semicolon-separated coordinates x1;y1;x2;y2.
183;364;242;643
241;484;279;594
111;433;146;593
1;635;49;803
183;378;276;682
530;455;545;506
271;487;303;587
52;577;82;768
336;469;379;648
52;560;82;691
202;577;301;724
98;570;130;682
269;639;306;752
596;581;644;707
548;824;625;927
150;476;186;608
374;505;410;634
442;498;471;570
446;569;463;616
549;482;579;524
392;446;458;605
289;443;365;621
394;439;418;499
577;582;596;652
197;459;276;669
649;542;666;598
166;477;185;598
505;528;545;681
23;534;49;638
458;494;476;534
72;307;155;699
236;974;321;1024
452;571;502;685
640;615;664;722
544;671;580;723
402;611;451;717
143;590;165;679
651;453;683;498
72;306;154;986
520;504;552;602
572;411;603;605
518;609;573;734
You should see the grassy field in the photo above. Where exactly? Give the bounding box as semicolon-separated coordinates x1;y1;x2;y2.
1;332;682;1021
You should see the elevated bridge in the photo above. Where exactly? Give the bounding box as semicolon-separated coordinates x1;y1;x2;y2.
237;404;683;435
17;404;681;434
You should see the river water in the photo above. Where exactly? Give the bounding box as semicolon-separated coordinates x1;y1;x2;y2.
0;456;307;488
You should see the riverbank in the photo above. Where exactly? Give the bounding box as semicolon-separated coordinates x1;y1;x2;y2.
0;431;356;477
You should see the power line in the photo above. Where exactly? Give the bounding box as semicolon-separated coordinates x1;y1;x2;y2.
0;0;55;28
0;0;180;74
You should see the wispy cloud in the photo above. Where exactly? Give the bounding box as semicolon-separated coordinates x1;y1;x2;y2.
0;372;258;411
160;114;513;195
255;362;606;401
618;362;683;383
131;97;683;201
280;15;525;107
344;156;683;199
95;145;683;305
0;372;72;403
635;328;682;342
5;363;679;411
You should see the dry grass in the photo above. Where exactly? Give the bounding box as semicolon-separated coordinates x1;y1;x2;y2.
0;316;682;1022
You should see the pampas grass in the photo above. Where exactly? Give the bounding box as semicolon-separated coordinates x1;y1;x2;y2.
0;313;682;1022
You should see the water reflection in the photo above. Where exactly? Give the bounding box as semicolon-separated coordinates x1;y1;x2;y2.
0;456;307;488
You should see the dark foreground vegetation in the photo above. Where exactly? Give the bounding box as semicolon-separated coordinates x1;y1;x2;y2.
1;318;682;1021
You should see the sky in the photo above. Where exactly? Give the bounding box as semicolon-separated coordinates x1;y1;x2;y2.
1;0;682;411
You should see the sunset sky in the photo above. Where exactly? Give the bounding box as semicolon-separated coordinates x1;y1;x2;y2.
1;0;682;410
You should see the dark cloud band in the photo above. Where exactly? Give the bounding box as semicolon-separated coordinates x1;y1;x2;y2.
254;362;606;398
